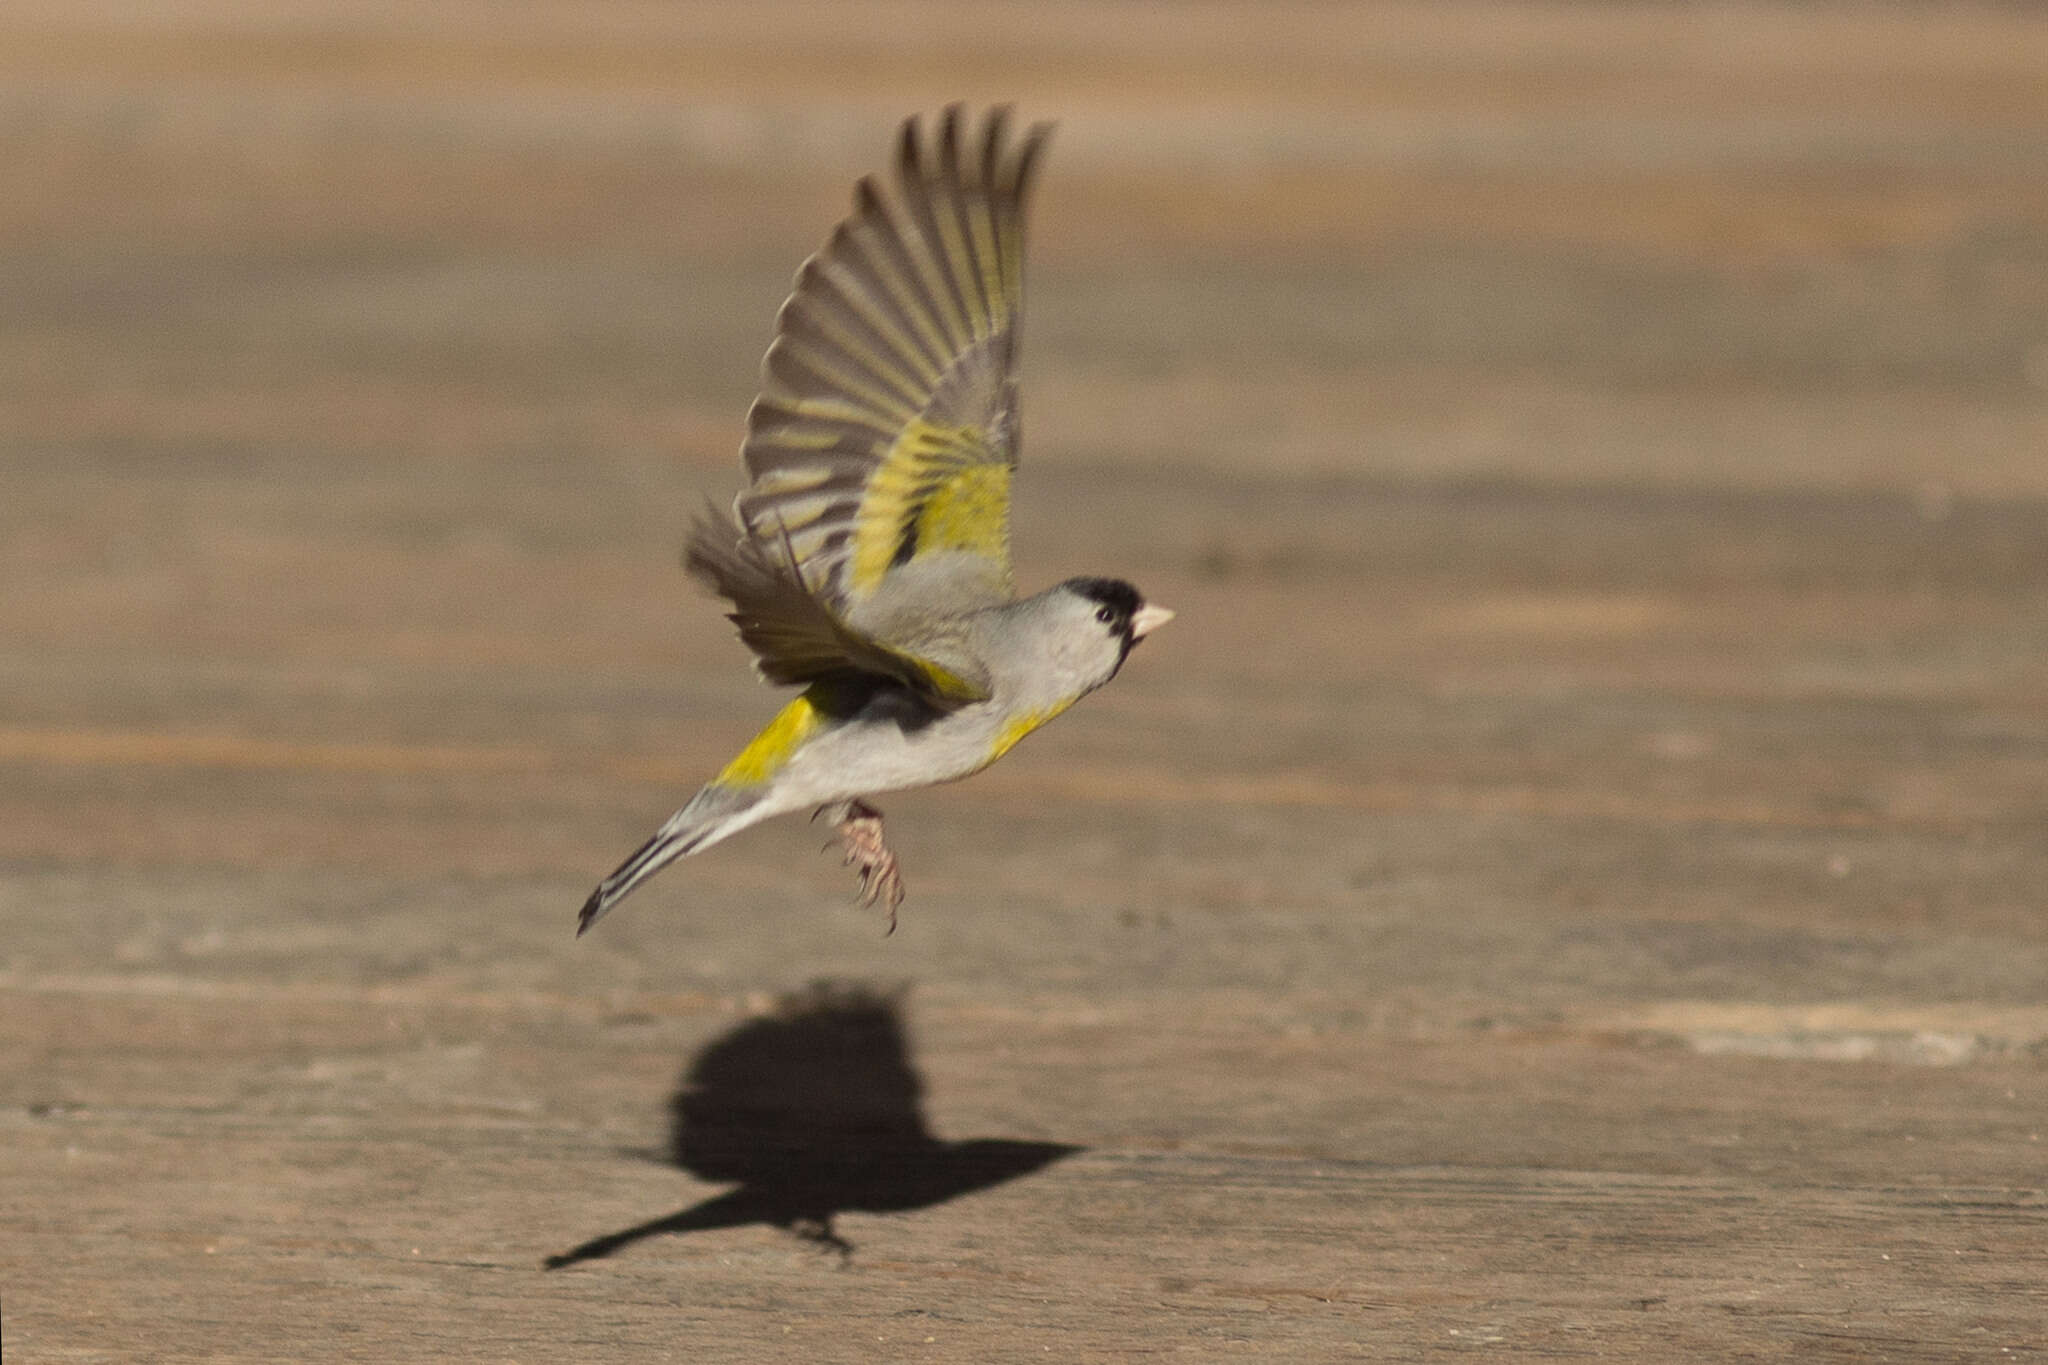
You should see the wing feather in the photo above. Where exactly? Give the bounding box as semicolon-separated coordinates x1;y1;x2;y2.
733;105;1050;623
685;508;991;707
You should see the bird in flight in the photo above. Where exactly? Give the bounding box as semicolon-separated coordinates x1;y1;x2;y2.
577;106;1172;936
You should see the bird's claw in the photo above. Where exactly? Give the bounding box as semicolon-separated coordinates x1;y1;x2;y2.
828;800;904;933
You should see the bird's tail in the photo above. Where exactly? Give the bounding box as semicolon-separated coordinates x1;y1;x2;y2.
577;784;768;936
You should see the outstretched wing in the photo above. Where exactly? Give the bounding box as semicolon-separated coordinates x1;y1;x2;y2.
734;105;1050;617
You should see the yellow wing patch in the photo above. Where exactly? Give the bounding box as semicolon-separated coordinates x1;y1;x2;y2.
715;691;827;787
917;463;1012;562
872;643;990;706
734;108;1048;614
850;419;1012;594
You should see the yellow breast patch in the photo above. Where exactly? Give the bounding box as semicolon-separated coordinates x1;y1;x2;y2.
987;697;1077;766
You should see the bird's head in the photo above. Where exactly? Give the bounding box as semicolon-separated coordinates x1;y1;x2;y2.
1043;576;1174;690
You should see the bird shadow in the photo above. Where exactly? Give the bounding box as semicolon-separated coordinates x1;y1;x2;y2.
543;980;1080;1268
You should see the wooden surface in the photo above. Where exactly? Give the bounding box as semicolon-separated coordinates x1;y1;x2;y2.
4;3;2047;1359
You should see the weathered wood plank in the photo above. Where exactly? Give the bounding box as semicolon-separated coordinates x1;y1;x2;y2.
3;3;2045;1359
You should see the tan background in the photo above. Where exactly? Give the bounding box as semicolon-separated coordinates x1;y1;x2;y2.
4;2;2046;1359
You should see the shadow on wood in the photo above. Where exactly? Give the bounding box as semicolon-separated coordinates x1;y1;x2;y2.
544;980;1079;1267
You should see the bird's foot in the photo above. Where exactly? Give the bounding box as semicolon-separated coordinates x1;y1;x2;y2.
817;799;905;932
787;1215;854;1263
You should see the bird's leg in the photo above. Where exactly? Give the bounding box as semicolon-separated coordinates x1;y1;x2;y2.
815;799;905;932
786;1215;854;1263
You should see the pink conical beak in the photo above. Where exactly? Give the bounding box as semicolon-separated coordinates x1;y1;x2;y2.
1131;603;1175;639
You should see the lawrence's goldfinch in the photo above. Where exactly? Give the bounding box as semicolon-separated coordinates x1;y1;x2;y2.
578;106;1172;935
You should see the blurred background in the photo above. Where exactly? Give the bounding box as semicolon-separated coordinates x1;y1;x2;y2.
5;1;2047;1356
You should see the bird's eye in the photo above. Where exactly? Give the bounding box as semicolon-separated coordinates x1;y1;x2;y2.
1095;605;1117;625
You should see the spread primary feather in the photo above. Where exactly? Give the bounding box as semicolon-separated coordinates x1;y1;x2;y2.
729;107;1047;631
